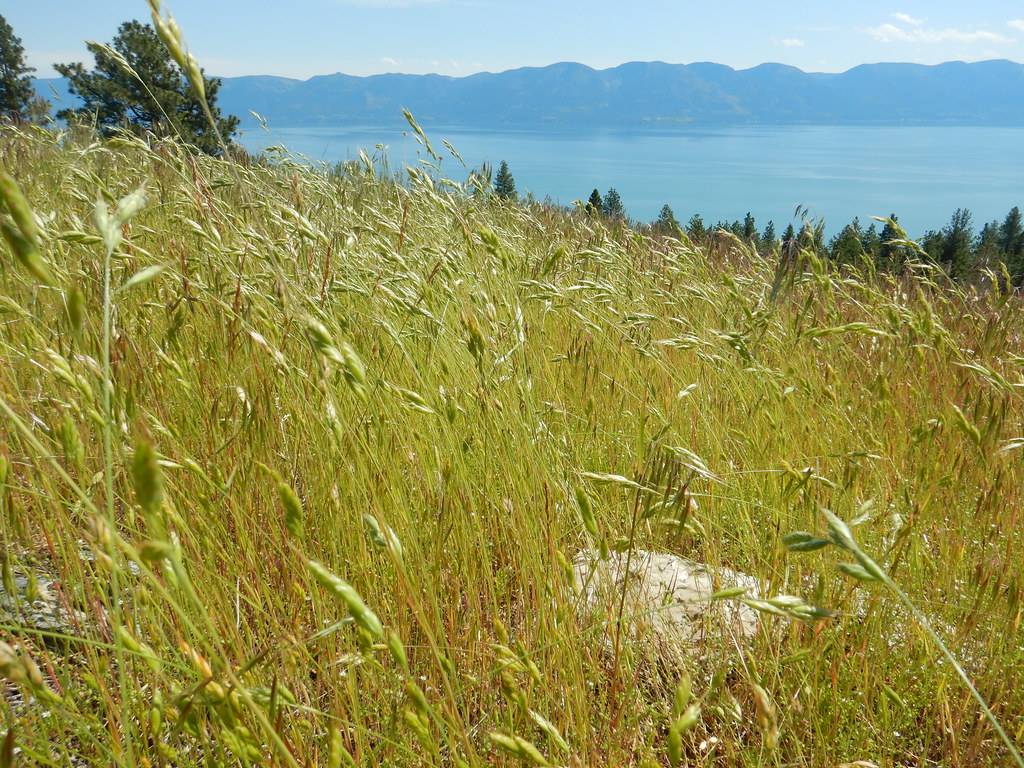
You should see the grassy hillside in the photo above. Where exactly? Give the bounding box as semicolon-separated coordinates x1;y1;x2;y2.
0;124;1022;766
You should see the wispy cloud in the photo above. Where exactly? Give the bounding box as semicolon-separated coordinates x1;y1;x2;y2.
893;12;924;27
779;38;806;48
381;57;400;68
27;48;91;77
868;22;1010;44
1009;19;1024;32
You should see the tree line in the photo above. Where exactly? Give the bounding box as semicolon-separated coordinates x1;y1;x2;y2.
494;161;628;222
681;207;1024;285
0;12;237;155
494;160;1024;286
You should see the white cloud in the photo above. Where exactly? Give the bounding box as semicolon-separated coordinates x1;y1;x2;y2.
868;23;908;42
27;48;91;77
779;38;806;48
1009;19;1024;32
893;12;924;27
868;22;1010;44
381;57;400;68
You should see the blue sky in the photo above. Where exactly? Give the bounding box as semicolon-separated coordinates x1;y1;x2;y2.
12;1;1024;80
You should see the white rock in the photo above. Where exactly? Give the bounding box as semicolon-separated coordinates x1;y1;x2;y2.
0;566;89;635
572;549;762;653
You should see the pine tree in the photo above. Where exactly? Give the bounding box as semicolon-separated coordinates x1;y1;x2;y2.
55;20;238;155
0;14;39;121
999;207;1023;252
1000;207;1023;256
975;221;1002;271
494;160;517;201
603;188;625;221
829;218;865;266
781;223;797;253
919;230;944;269
687;214;707;241
761;221;777;252
1000;207;1024;285
939;208;974;278
879;214;909;270
586;189;604;216
860;223;881;261
653;204;681;235
742;212;757;244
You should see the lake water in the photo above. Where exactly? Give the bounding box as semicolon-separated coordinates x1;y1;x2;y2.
239;124;1024;236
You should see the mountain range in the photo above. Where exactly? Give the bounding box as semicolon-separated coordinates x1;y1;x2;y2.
34;59;1024;129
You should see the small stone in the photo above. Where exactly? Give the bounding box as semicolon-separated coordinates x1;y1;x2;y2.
0;567;89;636
572;549;762;661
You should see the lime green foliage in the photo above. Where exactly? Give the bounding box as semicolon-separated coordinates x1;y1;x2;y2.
0;123;1023;766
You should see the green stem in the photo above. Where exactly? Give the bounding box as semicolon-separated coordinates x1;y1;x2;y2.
102;240;135;766
880;570;1024;767
849;538;1024;767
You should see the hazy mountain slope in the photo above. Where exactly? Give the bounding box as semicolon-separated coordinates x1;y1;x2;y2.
34;59;1024;128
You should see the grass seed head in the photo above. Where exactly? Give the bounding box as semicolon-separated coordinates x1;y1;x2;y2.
307;560;384;639
278;482;304;539
131;438;164;520
0;171;40;243
1;220;54;286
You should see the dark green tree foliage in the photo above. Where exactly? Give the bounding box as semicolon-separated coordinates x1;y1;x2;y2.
1000;207;1024;283
494;160;517;201
653;204;681;235
781;223;797;253
55;21;238;155
975;221;1002;269
938;208;974;278
920;229;944;263
712;219;741;237
829;218;865;266
603;188;625;221
878;214;910;270
860;223;881;260
742;212;757;244
687;214;707;241
0;14;37;121
586;188;603;215
1000;207;1023;254
644;202;1020;284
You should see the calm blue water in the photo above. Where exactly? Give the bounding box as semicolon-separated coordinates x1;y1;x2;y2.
239;124;1024;236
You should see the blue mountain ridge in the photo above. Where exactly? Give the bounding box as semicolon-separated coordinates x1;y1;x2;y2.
33;59;1024;128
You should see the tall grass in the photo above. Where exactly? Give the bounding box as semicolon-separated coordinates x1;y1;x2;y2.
0;116;1022;766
